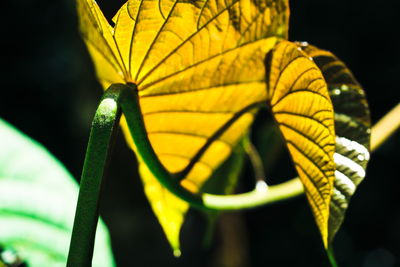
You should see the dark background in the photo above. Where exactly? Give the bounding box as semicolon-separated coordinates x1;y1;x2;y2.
1;0;400;266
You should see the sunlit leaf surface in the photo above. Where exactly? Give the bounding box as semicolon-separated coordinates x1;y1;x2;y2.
77;0;289;251
265;40;336;247
299;43;371;244
0;118;115;267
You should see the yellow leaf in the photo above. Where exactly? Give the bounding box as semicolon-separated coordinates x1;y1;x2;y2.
76;0;289;252
265;40;336;247
298;42;371;245
75;0;126;87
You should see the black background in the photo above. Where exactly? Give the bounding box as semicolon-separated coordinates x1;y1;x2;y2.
1;0;400;266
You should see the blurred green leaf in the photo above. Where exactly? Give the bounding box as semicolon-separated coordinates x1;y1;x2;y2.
0;118;115;267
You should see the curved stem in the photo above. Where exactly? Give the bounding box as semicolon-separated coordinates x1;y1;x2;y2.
116;84;303;210
117;84;207;209
67;90;121;267
371;102;400;151
202;178;303;210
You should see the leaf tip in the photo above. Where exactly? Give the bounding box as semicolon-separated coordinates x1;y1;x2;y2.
323;234;329;250
173;249;182;258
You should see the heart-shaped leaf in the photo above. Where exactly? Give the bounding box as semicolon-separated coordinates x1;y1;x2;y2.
76;0;290;252
298;43;371;244
0;118;115;267
265;40;336;248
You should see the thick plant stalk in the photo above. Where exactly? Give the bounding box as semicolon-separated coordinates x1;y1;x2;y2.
67;89;122;267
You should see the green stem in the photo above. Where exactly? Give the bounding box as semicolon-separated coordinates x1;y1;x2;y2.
327;246;339;267
67;88;122;267
118;83;304;210
202;178;303;210
117;84;206;209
